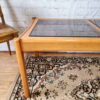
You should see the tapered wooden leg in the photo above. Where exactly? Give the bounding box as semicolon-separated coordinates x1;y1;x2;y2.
7;41;11;55
35;51;40;56
14;39;30;98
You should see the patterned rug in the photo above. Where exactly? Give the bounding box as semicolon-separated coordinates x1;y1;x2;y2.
10;56;100;100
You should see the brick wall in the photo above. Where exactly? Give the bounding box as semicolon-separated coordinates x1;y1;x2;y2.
0;0;100;51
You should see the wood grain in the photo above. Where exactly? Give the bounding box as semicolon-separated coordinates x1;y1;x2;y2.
14;38;30;98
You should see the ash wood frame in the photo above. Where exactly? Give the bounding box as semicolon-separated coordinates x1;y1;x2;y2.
14;17;100;98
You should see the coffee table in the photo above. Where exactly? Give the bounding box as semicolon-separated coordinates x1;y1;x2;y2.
14;18;100;98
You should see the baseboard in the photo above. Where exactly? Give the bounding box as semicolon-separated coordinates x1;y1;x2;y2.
0;51;16;54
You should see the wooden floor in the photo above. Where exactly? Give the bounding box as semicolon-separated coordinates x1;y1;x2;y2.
0;52;18;100
0;52;100;100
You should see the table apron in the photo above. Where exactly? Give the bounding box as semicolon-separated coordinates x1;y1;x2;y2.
20;40;100;52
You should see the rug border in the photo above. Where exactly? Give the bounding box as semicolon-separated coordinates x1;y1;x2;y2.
6;71;19;100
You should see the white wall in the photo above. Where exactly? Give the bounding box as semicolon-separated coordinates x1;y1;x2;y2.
0;0;100;51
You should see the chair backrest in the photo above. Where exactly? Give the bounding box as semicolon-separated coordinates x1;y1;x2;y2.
0;6;5;24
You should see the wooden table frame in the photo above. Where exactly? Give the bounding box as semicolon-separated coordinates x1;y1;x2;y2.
14;17;100;98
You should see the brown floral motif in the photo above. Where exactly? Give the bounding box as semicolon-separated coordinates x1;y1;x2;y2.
68;74;78;81
57;80;68;90
86;69;93;76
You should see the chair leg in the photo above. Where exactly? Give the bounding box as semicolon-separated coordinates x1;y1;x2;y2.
7;41;11;55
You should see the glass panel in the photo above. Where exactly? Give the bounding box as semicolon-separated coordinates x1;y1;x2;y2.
90;20;100;28
30;20;100;37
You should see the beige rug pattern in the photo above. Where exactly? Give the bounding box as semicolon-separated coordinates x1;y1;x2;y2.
10;56;100;100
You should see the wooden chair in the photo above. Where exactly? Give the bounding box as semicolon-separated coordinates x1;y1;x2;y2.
0;6;19;55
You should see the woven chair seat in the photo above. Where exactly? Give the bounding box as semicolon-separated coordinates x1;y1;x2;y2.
0;23;18;43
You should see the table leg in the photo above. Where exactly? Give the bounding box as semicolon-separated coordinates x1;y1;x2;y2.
14;39;30;98
35;51;40;56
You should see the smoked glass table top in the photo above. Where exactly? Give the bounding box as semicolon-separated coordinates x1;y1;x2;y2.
90;20;100;28
30;19;100;37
